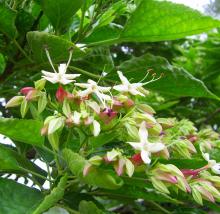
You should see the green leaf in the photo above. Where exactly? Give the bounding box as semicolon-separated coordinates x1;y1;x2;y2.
27;31;86;62
115;53;219;99
63;149;123;190
39;0;83;32
0;4;17;38
33;174;68;214
0;118;44;146
0;144;47;184
79;201;104;214
0;178;43;214
120;0;220;42
0;53;6;75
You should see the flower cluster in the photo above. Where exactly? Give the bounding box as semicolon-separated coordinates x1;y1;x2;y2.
6;51;220;206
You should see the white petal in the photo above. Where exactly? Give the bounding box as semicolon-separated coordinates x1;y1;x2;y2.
149;143;165;153
75;83;91;88
127;142;143;151
88;79;97;85
78;88;93;97
141;150;151;164
212;163;220;174
96;91;111;101
138;122;148;143
64;73;81;80
58;63;67;74
93;120;100;137
42;75;58;84
129;87;145;96
41;70;56;78
117;71;130;85
59;78;75;85
113;84;128;92
132;83;143;88
97;86;111;92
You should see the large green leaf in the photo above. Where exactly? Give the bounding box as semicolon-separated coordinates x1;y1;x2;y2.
27;31;86;63
0;178;43;214
120;0;220;42
63;149;123;190
114;54;219;99
0;4;17;38
39;0;83;32
0;118;44;146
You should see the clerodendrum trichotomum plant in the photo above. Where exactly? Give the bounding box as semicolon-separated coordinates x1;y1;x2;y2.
5;49;220;213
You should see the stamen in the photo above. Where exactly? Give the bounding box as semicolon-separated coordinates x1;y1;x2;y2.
140;69;152;83
142;72;164;86
45;48;57;73
66;47;73;68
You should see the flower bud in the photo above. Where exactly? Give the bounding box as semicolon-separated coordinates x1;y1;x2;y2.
114;158;125;176
124;99;135;108
41;124;48;136
34;78;46;90
20;87;35;95
56;86;68;103
83;163;92;176
137;104;156;114
89;155;103;166
25;89;38;101
5;96;24;108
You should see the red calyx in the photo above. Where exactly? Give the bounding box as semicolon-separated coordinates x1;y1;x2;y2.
56;86;68;102
99;108;117;124
131;153;143;165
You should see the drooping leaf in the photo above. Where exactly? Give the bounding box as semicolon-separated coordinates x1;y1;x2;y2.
79;201;104;214
115;53;219;99
27;31;86;63
0;4;17;38
33;174;68;214
63;149;123;190
0;178;43;214
120;0;220;42
0;118;44;146
39;0;83;32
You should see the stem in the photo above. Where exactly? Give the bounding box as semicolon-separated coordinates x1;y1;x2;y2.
76;0;87;42
19;167;53;182
148;201;171;214
46;161;52;188
13;39;33;63
68;65;101;79
83;38;121;48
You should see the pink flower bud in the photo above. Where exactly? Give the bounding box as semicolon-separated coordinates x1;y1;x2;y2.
112;99;123;111
187;135;198;143
20;87;35;95
114;159;125;176
124;99;134;108
56;86;68;103
83;163;92;176
26;89;38;101
41;125;48;136
155;172;178;184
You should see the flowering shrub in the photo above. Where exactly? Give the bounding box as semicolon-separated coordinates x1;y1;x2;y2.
5;50;220;212
2;0;220;213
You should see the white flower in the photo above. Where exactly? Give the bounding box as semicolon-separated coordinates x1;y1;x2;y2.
113;71;148;96
75;79;111;104
127;122;165;164
202;152;220;174
42;63;81;85
72;111;81;125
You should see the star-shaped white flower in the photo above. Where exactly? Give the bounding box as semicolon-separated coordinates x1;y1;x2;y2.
202;153;220;174
42;63;81;85
127;122;165;164
75;79;111;103
113;71;148;96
